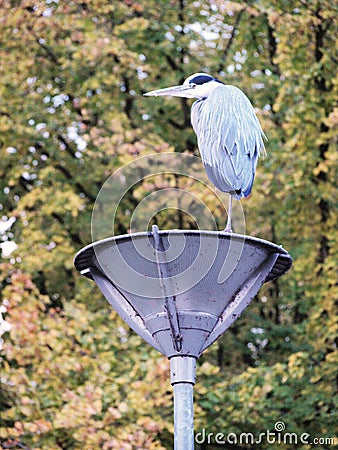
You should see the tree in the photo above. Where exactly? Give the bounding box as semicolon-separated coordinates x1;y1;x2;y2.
1;0;337;448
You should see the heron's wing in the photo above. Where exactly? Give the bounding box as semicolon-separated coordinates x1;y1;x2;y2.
191;85;266;196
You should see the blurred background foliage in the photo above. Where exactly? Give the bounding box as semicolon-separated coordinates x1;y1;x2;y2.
0;0;337;449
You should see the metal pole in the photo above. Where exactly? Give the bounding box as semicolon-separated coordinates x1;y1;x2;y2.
170;356;196;450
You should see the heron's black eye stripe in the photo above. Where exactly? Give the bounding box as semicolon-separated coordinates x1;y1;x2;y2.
189;75;214;85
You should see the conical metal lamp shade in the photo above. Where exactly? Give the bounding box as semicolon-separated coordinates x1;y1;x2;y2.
74;228;292;358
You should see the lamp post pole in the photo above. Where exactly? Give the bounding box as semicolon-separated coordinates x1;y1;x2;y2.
170;356;196;450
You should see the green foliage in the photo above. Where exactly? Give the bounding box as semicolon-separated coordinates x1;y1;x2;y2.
0;0;337;448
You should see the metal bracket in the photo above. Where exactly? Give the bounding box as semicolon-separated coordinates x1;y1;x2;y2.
152;225;183;352
170;356;196;385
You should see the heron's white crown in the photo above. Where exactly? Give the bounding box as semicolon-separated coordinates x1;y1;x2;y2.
182;73;224;98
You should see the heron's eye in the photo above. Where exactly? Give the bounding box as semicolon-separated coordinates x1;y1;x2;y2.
190;83;196;88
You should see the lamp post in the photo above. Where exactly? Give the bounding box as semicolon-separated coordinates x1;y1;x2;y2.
74;226;292;449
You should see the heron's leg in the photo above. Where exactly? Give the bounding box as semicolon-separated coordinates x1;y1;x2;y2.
224;195;233;232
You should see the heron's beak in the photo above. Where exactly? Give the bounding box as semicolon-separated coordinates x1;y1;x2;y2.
144;84;196;98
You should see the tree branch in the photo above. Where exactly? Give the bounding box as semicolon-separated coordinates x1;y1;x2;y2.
42;140;97;202
217;8;245;74
266;19;280;75
35;37;59;64
52;212;84;246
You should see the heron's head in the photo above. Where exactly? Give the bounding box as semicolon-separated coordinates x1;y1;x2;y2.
144;73;224;99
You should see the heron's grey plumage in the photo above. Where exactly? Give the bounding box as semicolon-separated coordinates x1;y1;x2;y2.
144;73;266;231
191;85;266;198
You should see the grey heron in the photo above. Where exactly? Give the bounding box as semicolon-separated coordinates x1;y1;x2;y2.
144;73;266;232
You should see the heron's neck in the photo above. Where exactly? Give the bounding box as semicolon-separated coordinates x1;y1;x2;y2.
193;80;224;99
